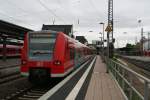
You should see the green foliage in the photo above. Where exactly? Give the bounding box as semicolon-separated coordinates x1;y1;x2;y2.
126;43;135;48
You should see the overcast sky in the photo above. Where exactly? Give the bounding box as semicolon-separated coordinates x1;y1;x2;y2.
0;0;150;47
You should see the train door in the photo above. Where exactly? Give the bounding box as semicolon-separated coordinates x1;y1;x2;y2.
70;47;75;65
74;49;77;67
74;49;80;68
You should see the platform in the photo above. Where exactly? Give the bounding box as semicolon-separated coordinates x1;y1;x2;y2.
85;56;125;100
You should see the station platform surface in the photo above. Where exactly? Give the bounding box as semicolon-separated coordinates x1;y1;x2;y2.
0;58;20;68
85;56;125;100
124;56;150;62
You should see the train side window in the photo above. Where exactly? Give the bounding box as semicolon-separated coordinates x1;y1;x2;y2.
70;48;75;59
78;50;81;58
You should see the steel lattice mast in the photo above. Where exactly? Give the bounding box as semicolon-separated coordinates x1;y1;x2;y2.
107;0;114;58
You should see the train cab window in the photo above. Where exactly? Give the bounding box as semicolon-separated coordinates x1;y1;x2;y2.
28;32;57;60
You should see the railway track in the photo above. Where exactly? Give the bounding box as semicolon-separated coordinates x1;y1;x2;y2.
6;86;49;100
117;57;150;78
0;64;20;70
3;79;61;100
0;72;23;84
1;56;95;100
3;86;33;100
0;64;22;85
118;55;150;71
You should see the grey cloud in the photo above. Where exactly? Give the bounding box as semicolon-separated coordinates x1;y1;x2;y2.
0;0;150;47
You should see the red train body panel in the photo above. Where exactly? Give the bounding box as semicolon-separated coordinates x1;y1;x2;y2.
144;51;150;57
0;44;21;57
20;30;93;83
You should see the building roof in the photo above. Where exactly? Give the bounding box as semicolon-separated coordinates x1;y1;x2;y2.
76;36;88;44
42;24;73;36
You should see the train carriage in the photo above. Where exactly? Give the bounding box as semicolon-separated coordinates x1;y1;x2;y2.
0;44;21;57
21;30;93;83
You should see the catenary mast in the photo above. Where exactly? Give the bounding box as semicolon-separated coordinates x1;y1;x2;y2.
107;0;114;58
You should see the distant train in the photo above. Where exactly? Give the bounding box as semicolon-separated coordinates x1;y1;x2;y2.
21;30;94;83
0;44;21;57
144;51;150;56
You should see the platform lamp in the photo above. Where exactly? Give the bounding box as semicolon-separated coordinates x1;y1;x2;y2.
99;22;105;56
99;32;103;53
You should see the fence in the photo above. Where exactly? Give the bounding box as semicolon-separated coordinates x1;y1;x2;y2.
107;58;150;100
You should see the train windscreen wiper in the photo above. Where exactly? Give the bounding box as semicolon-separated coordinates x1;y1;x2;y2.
32;51;52;55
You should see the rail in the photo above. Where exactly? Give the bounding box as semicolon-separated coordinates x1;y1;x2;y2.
107;58;150;100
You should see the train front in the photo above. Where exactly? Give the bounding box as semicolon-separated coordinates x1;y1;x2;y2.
21;31;57;83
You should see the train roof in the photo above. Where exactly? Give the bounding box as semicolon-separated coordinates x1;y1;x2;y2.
61;32;90;49
28;30;58;34
27;30;90;50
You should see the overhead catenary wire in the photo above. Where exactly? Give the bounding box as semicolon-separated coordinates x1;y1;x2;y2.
88;0;103;16
0;11;37;29
56;0;77;25
37;0;67;24
0;0;40;28
5;0;47;22
56;0;64;9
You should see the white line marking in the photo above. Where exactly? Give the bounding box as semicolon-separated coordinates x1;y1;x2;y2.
38;58;93;100
51;67;74;77
65;57;96;100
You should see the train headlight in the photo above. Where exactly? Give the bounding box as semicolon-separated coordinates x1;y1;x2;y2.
21;60;27;65
54;60;62;66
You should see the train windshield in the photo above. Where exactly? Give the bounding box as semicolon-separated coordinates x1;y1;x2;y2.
28;33;57;60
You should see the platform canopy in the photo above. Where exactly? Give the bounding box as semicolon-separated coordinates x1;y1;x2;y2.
0;20;32;40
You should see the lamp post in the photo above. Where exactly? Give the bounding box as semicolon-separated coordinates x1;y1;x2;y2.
138;20;144;56
99;22;105;56
99;33;103;50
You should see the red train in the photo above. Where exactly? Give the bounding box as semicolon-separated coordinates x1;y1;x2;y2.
144;51;150;57
21;30;94;83
0;44;21;57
